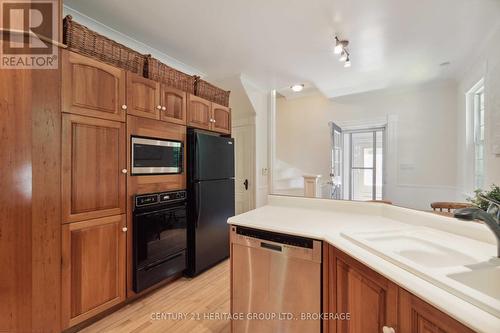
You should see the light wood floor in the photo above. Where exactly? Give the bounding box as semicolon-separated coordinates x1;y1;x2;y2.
80;261;230;333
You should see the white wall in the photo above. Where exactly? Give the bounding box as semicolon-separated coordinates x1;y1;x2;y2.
63;5;203;76
275;80;460;210
457;22;500;197
241;76;270;207
215;75;270;208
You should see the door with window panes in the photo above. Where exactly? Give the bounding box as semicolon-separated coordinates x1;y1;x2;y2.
345;129;384;201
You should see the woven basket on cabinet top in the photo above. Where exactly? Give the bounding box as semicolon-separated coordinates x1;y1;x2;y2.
63;15;146;75
195;78;231;107
145;56;196;94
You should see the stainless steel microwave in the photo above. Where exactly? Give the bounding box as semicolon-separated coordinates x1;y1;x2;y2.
131;136;183;175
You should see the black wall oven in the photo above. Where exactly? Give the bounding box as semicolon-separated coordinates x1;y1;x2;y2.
133;190;187;292
131;136;183;175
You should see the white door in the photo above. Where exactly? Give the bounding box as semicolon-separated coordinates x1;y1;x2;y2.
233;125;255;214
330;122;343;199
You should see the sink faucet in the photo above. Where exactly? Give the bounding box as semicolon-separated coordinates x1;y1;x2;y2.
454;195;500;257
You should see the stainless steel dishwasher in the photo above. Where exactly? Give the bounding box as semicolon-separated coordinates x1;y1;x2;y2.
230;225;322;333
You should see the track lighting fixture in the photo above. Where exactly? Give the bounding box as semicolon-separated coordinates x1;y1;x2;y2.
339;51;347;62
334;35;351;68
344;56;351;68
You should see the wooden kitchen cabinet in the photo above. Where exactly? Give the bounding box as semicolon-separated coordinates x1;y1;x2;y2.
61;214;126;328
62;114;126;223
160;85;187;125
329;247;398;333
399;289;475;333
62;50;127;122
326;245;477;333
211;102;231;134
187;94;232;134
187;93;211;130
126;73;161;120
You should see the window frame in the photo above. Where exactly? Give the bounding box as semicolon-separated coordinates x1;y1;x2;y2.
470;81;485;190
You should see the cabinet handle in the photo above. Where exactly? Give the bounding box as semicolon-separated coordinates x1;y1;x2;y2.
157;105;162;110
121;169;128;174
121;104;127;110
122;227;128;232
161;106;166;111
382;326;395;333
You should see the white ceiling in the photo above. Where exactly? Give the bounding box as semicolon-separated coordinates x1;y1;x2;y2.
64;0;500;97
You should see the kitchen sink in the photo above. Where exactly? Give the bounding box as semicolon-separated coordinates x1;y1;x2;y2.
362;234;480;268
448;263;500;300
342;227;500;317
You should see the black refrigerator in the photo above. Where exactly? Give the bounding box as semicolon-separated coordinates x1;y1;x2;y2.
186;129;235;276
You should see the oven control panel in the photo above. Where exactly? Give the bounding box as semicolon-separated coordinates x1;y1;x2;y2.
135;190;186;208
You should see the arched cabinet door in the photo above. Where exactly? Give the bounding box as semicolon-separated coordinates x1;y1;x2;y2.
126;73;161;120
187;93;211;130
62;50;126;122
160;85;187;125
211;102;231;134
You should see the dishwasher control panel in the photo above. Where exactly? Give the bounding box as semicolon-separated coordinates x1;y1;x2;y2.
231;226;322;263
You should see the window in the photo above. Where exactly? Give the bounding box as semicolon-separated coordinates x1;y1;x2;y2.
473;84;485;190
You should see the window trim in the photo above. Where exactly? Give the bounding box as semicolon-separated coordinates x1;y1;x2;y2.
467;79;485;191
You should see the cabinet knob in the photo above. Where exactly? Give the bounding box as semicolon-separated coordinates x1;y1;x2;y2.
122;227;128;232
382;326;395;333
121;169;128;174
157;105;162;110
161;106;166;111
121;104;127;110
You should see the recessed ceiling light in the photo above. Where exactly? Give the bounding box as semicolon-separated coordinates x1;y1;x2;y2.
291;84;304;92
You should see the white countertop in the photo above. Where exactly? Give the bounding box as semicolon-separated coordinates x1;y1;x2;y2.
228;195;500;333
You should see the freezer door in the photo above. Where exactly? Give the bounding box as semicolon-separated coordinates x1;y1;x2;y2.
192;132;234;181
190;179;235;275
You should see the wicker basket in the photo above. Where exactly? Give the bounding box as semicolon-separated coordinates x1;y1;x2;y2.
63;15;146;75
145;57;195;94
195;78;230;107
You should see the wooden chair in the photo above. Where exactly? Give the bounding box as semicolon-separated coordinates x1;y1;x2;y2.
430;202;472;216
368;200;393;205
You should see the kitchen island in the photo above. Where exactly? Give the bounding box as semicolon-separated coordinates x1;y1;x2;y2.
228;195;500;333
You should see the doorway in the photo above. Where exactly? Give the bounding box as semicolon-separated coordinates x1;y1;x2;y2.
331;123;385;201
344;128;385;201
233;124;255;214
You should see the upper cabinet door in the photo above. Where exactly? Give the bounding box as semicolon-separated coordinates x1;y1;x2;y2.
126;73;160;120
211;103;231;134
62;50;126;122
187;94;211;130
330;247;398;333
62;114;126;223
160;85;187;125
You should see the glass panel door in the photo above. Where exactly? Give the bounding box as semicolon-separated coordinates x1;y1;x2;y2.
330;123;343;199
348;129;384;201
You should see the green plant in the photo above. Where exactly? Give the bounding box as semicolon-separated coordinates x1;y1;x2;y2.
467;184;500;211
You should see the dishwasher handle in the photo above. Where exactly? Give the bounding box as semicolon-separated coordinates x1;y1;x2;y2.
260;242;282;252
